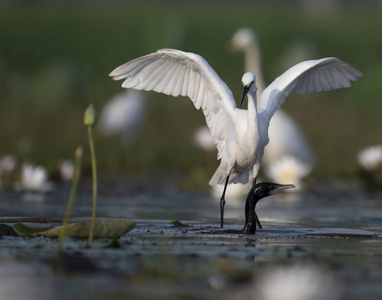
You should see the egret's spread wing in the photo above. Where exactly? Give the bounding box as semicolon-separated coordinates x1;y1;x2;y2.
110;49;237;156
258;58;362;143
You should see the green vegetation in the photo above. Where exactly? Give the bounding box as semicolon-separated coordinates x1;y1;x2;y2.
0;1;381;188
84;104;98;244
58;146;83;250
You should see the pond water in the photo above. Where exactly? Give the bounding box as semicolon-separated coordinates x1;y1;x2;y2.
1;179;382;300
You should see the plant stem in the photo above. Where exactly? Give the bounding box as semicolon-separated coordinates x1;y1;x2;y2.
87;126;97;245
57;146;83;252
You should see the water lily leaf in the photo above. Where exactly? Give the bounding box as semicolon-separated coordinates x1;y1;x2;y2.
14;218;136;238
171;220;193;227
13;223;54;236
44;218;136;238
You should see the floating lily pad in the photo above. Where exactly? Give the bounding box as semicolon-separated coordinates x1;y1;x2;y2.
14;223;54;236
13;218;136;239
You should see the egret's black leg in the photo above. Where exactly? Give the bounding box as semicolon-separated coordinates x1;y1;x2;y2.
220;175;230;228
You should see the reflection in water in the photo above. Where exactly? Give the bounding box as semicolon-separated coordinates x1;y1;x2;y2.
236;264;342;300
1;180;382;300
0;262;54;300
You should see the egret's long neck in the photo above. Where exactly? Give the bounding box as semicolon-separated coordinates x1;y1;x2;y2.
247;88;259;138
244;44;265;95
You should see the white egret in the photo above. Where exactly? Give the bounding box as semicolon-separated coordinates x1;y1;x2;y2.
110;48;362;227
229;28;314;166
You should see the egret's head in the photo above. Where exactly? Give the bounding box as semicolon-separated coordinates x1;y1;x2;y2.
241;72;257;106
251;182;295;199
230;28;256;52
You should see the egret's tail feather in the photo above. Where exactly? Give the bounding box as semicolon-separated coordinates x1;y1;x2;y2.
231;169;250;184
209;166;250;186
209;165;227;186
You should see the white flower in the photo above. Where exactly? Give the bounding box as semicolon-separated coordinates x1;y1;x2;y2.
193;126;215;151
59;160;75;181
256;265;341;300
20;163;53;193
265;156;311;191
357;145;382;171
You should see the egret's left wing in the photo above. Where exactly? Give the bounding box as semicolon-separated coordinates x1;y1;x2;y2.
258;58;362;145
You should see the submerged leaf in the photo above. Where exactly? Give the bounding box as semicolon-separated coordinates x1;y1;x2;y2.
14;218;136;239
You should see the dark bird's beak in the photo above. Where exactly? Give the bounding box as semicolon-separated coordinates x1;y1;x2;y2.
240;86;250;106
270;183;296;195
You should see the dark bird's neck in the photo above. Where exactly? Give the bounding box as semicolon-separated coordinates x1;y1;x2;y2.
242;191;260;234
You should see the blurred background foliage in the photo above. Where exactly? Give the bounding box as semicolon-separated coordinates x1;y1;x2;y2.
0;0;381;189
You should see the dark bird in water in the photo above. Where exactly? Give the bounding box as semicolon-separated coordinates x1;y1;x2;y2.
243;182;295;234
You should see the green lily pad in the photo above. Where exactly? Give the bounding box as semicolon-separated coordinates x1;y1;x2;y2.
13;223;54;236
13;218;136;238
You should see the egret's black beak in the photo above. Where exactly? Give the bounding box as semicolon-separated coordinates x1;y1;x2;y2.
240;86;250;106
270;183;296;195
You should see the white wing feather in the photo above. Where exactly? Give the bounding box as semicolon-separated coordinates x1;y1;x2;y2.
110;49;237;157
258;57;362;145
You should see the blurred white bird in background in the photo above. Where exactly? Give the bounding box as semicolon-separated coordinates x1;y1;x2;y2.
98;90;145;144
110;48;361;227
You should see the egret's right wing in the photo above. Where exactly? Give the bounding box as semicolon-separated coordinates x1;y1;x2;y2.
110;49;237;157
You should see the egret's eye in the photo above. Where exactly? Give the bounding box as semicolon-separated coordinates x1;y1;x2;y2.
251;80;254;84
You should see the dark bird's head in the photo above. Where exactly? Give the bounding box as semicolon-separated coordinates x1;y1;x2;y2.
243;182;295;234
250;182;295;199
241;72;257;106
